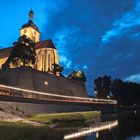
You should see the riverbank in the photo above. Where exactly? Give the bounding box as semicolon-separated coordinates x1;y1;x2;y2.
0;111;101;126
0;111;101;139
0;121;64;140
28;111;101;125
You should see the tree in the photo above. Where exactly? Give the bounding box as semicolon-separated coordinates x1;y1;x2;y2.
52;63;64;76
94;75;111;99
102;75;111;98
2;35;36;69
94;77;103;98
94;75;140;106
111;79;140;106
111;79;123;104
67;70;86;82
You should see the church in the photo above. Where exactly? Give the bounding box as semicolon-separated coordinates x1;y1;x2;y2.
0;10;59;73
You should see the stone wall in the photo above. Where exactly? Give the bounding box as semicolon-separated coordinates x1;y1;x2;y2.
0;100;116;116
0;101;93;116
0;67;87;97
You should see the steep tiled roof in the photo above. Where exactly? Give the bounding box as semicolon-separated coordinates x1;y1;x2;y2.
0;47;13;58
0;39;56;58
35;39;56;49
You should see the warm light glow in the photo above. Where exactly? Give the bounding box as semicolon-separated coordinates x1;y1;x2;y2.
20;27;40;43
96;132;99;138
64;120;118;140
0;84;117;105
44;81;48;86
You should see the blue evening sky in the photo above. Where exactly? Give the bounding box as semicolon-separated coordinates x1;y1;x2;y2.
0;0;140;94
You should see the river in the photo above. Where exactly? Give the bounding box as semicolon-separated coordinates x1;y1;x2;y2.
0;111;140;140
62;111;140;140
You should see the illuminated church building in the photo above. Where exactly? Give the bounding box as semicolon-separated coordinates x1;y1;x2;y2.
0;10;59;73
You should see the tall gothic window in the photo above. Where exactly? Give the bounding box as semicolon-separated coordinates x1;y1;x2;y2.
33;36;36;42
48;52;51;71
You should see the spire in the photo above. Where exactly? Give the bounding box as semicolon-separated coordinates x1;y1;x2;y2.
28;9;34;22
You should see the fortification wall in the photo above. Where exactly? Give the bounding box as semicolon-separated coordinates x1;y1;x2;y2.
0;67;87;97
0;101;93;116
0;100;116;116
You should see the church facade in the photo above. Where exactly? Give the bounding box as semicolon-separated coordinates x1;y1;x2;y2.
0;10;59;73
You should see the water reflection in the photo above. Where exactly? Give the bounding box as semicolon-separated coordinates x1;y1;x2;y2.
64;120;118;140
63;111;140;140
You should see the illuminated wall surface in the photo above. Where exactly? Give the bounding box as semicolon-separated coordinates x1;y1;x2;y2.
0;10;59;73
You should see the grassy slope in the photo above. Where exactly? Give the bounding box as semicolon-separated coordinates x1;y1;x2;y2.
0;111;101;139
0;121;64;140
29;111;101;124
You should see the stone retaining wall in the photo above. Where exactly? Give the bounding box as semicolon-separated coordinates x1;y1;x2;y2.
0;67;87;97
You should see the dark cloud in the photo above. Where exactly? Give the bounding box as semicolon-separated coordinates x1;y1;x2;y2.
0;0;138;94
41;0;140;94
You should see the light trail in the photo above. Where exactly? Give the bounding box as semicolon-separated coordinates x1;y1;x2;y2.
0;84;117;104
64;120;118;140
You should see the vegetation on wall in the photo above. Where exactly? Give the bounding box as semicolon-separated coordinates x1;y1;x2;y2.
68;70;86;82
52;63;64;76
2;35;36;70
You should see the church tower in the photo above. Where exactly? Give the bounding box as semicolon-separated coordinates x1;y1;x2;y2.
0;9;59;75
20;9;40;42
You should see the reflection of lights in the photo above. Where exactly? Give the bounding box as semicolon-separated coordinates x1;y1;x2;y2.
64;120;118;140
0;84;117;105
96;132;99;138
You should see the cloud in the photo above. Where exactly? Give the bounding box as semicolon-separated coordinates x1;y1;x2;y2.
83;65;88;70
102;0;140;43
41;0;140;93
125;74;140;83
59;56;72;69
0;0;139;95
52;26;80;69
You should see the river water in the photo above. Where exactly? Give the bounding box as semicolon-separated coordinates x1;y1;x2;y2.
62;111;140;140
0;111;140;140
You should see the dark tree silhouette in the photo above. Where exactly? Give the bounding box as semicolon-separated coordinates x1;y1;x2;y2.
94;75;111;99
94;75;140;106
111;79;124;105
102;75;111;98
2;35;36;69
111;79;140;106
52;63;64;76
94;77;103;98
68;70;86;82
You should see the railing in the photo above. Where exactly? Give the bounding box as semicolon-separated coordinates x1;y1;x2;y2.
0;84;117;105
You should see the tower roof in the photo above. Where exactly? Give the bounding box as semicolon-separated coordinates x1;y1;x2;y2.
21;10;40;32
22;20;40;32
